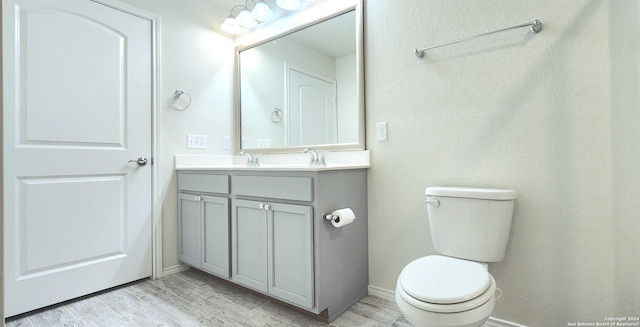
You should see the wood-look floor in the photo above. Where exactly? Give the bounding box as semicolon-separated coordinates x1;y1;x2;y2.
5;268;414;327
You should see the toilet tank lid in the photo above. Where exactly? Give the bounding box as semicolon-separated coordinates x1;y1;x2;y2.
425;186;517;200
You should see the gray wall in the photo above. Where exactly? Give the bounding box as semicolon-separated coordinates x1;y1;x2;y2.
364;0;640;325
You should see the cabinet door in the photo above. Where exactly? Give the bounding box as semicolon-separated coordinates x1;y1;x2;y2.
178;193;202;268
202;196;230;278
268;203;314;309
232;199;268;292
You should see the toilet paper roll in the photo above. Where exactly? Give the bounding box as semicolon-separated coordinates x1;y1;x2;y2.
330;208;356;228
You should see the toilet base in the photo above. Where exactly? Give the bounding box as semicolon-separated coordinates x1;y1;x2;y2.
395;288;494;327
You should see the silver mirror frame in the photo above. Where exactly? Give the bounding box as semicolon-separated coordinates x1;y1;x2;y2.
233;0;364;154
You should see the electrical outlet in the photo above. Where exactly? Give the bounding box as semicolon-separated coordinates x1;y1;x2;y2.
222;136;230;150
376;122;388;141
187;134;207;149
258;139;272;148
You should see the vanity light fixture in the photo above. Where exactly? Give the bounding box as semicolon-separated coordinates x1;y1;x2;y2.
252;0;274;21
220;5;245;34
220;17;242;34
220;0;323;35
236;7;258;27
220;0;275;34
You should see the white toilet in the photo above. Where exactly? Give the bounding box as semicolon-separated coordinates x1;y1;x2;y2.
395;186;517;327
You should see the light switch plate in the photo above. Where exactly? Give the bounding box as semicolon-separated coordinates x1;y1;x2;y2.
187;134;207;149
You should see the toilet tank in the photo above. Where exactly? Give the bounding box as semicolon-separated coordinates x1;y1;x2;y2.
425;187;517;262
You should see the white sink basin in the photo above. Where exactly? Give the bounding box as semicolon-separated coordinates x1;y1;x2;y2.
175;151;370;171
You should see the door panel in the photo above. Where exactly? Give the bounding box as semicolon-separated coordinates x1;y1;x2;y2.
178;194;202;268
287;67;337;146
232;199;267;292
268;203;313;309
21;7;126;147
3;0;153;316
203;196;230;278
18;175;126;275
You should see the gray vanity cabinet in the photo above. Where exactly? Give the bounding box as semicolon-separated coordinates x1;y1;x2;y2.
267;202;313;308
232;199;313;309
201;196;230;277
177;169;368;323
230;199;267;291
177;193;202;268
177;173;230;278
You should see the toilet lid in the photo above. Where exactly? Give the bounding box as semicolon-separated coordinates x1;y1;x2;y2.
399;255;491;304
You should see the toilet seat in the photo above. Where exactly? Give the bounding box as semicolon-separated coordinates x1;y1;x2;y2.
398;255;496;313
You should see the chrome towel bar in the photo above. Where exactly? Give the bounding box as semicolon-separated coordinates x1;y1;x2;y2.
415;19;543;58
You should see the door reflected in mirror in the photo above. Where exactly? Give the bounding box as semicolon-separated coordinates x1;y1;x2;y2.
238;8;362;152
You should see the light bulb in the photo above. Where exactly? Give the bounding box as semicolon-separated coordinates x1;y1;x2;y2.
276;0;301;11
251;2;274;21
236;8;257;27
220;17;242;34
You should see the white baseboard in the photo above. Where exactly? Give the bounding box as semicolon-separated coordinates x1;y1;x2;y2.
161;264;190;278
367;285;527;327
368;284;396;300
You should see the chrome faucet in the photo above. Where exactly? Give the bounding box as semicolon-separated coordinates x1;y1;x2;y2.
304;148;326;166
239;151;259;167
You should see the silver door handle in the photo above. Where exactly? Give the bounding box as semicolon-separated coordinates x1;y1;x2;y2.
128;157;148;167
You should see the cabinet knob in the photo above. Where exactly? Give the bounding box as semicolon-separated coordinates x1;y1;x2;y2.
258;202;271;210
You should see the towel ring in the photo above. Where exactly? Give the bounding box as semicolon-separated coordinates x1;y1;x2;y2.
271;107;283;122
170;90;191;110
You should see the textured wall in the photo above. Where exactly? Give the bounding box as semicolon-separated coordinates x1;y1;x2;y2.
364;0;640;325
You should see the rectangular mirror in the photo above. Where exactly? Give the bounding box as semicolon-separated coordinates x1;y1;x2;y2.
234;0;364;153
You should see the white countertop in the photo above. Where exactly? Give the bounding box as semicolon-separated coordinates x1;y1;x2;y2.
175;150;370;171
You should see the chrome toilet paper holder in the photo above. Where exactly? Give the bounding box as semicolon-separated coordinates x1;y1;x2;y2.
322;212;341;223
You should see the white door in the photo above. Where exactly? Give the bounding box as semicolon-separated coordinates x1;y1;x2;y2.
286;67;337;146
3;0;153;316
